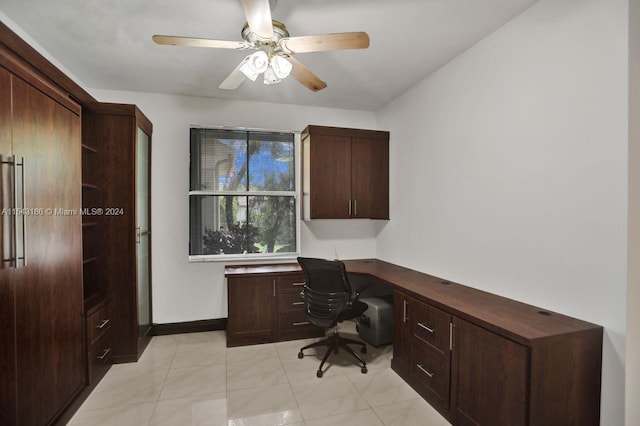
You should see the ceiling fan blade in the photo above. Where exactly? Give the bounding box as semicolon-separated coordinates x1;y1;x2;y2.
153;35;251;50
285;56;327;92
218;57;250;90
239;0;274;40
279;32;370;54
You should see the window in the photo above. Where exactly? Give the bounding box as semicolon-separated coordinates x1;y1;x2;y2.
189;128;298;259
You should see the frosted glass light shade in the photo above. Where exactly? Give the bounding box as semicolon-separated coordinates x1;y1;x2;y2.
239;51;269;81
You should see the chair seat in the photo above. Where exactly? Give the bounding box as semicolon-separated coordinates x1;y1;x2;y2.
336;300;368;323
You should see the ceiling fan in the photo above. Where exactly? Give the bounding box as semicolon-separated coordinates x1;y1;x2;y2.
152;0;369;92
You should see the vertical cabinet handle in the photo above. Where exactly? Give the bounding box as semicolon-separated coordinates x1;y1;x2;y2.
354;199;357;217
1;156;15;266
403;299;408;323
348;199;352;216
273;279;276;297
19;157;26;267
136;227;141;244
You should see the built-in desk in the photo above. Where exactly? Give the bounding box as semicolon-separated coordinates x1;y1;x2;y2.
225;259;602;426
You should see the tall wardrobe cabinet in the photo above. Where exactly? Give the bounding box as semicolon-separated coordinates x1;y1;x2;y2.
0;56;84;425
83;104;153;363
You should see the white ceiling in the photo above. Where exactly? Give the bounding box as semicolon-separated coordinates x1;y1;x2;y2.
0;0;538;111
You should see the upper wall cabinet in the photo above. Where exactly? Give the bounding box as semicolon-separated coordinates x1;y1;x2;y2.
301;125;389;220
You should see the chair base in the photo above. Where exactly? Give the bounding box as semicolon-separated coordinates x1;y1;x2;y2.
298;329;368;378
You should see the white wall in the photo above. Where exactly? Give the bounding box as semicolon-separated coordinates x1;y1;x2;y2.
375;0;627;424
627;0;640;424
89;89;379;323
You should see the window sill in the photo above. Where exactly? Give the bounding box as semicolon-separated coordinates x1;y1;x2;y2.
189;253;299;263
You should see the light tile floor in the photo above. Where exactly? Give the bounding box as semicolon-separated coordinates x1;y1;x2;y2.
69;323;450;425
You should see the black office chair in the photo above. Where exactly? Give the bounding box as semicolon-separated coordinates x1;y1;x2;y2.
296;257;369;378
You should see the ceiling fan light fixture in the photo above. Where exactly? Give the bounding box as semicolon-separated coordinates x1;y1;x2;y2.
239;50;269;81
263;65;281;85
271;55;292;79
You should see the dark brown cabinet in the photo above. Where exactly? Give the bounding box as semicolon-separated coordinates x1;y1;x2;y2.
301;125;389;220
451;317;527;425
0;60;84;425
225;267;323;347
85;299;113;384
83;104;153;363
391;285;602;426
227;275;278;345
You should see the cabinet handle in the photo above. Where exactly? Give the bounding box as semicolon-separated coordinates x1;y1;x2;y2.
293;321;310;326
273;280;276;297
417;322;435;334
354;199;357;216
292;301;304;306
1;156;16;266
417;364;434;378
97;348;111;360
136;226;141;244
349;199;352;216
403;300;408;323
449;322;454;351
292;282;305;287
19;157;26;267
97;319;110;329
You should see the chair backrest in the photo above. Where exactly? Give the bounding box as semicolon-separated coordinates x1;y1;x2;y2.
297;257;353;328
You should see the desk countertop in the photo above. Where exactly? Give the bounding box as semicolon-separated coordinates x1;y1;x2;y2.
225;258;602;346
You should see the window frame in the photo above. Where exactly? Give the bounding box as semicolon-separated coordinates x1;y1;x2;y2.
188;126;301;262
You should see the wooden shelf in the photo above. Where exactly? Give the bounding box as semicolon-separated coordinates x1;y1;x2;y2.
83;256;98;265
82;143;98;153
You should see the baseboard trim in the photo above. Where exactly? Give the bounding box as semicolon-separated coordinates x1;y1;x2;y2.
151;318;227;336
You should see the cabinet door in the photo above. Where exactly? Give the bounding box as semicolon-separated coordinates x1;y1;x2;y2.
392;290;412;371
309;134;351;218
0;67;17;426
227;276;276;345
136;127;151;342
451;317;528;426
12;76;84;425
351;137;389;219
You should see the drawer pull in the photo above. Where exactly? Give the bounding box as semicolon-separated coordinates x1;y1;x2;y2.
97;319;110;329
292;301;305;306
292;321;310;326
417;322;435;334
292;282;305;287
97;348;111;360
417;364;434;378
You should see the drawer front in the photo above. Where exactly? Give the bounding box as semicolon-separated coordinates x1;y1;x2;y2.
278;290;306;313
86;303;111;346
278;311;320;336
277;273;306;293
88;329;112;384
412;300;451;354
411;339;450;407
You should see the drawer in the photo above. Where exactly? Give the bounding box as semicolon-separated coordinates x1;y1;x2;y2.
278;311;321;336
87;328;112;384
411;339;450;407
278;290;306;313
277;274;306;293
86;303;111;346
412;300;451;354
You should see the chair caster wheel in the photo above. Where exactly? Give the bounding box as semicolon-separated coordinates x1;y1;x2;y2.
361;366;368;374
317;370;324;378
361;346;367;354
298;352;304;359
